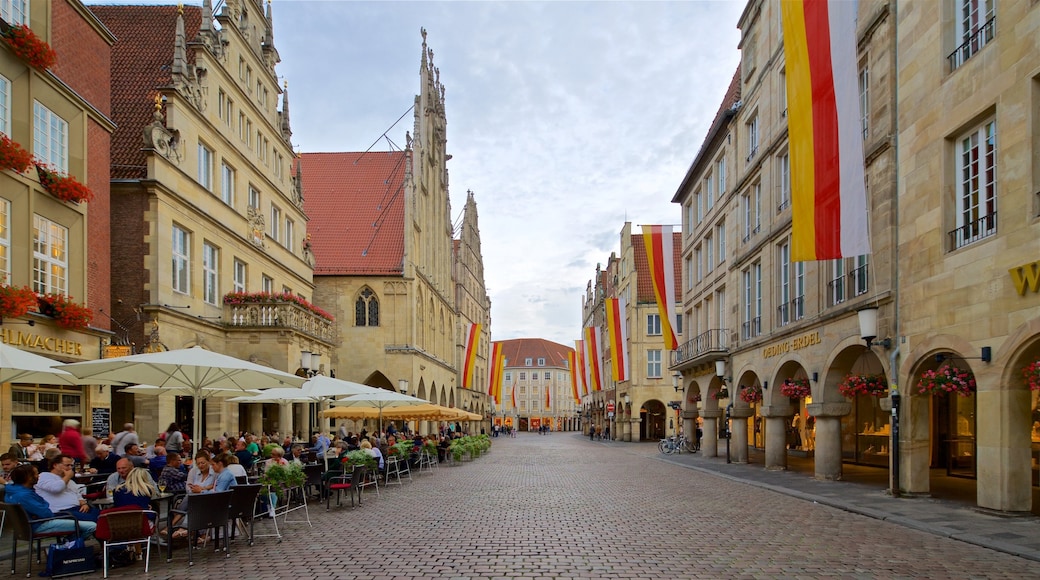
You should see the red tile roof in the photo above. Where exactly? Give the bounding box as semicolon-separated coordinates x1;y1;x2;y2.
633;231;682;304
300;152;408;276
90;5;202;180
496;338;573;369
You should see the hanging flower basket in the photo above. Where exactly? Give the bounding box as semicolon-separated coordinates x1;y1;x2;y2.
1022;361;1040;392
838;374;888;398
780;378;812;399
711;388;729;401
917;364;976;397
688;391;702;404
739;384;762;404
0;284;38;319
1;24;57;71
36;165;94;203
0;135;34;173
36;293;93;329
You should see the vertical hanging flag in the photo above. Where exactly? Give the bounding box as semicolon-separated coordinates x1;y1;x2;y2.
642;225;679;350
545;383;552;410
488;342;504;405
568;349;580;404
585;326;603;392
574;339;589;397
510;376;518;409
461;323;481;389
782;0;870;261
605;297;629;382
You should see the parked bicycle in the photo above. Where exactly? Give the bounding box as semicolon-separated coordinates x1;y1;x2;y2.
658;434;693;454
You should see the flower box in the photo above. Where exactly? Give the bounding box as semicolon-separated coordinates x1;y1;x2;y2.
223;290;333;322
37;293;93;329
739;384;762;404
0;135;33;173
1;23;57;71
916;364;976;397
780;378;812;399
0;284;38;319
838;374;888;398
36;164;94;203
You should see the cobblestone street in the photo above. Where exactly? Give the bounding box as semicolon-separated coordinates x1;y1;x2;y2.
91;433;1038;579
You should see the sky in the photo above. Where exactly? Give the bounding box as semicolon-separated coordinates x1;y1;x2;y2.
101;0;745;346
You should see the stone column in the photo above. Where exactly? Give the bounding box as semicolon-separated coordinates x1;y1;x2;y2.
730;405;755;464
760;403;794;471
700;408;723;458
807;401;852;480
279;403;293;440
627;418;640;442
681;410;698;449
249;404;263;435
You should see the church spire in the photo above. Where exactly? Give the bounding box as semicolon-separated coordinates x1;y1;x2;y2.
280;80;292;141
171;4;188;84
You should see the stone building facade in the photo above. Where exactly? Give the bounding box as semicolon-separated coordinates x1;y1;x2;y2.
494;338;574;432
453;191;492;416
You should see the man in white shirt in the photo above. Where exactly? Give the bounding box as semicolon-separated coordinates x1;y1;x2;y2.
34;454;98;522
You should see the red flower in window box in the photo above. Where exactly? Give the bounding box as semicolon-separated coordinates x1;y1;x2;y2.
0;284;38;319
222;290;334;322
36;164;94;204
1022;361;1040;392
1;24;57;71
917;364;976;397
838;374;888;398
37;293;93;330
0;135;33;173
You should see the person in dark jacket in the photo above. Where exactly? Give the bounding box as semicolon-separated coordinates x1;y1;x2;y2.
4;464;95;538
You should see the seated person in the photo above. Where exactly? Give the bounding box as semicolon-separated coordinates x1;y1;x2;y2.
123;443;149;469
34;454;99;523
106;458;134;492
112;467;158;510
148;446;167;482
158;452;188;494
211;453;238;492
266;446;290;468
437;435;450;462
5;464;95;539
185;451;215;495
89;444;119;474
288;445;305;465
226;454;248;481
233;440;254;470
0;452;18;482
361;439;384;471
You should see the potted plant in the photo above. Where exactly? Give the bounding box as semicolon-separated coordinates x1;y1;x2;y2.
711;387;730;400
0;135;34;173
1022;360;1040;391
917;364;976;397
36;293;92;329
1;23;57;71
259;462;305;504
344;450;376;471
780;378;812;399
689;391;702;404
739;384;763;404
36;164;94;203
838;374;888;398
0;284;38;319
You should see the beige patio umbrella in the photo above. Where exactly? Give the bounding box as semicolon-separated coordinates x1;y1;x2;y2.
320;406;383;420
327;389;428;432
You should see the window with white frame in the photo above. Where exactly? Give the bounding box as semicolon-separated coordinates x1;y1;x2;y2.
504;371;512;383
953;119;997;249
0;74;10;135
224;96;233;128
685;203;693;234
695;245;703;281
705;233;714;273
171;225;190;295
525;358;532;367
197;142;213;190
716;157;726;197
248;186;260;210
695;191;703;223
538;358;545;367
754;261;762;333
519;372;527;381
705;172;715;210
202;242;219;305
544;371;550;380
716;288;725;331
233;259;246;293
647;349;662;378
778;152;790;211
218;90;227;123
675;313;683;335
238;113;247;142
261;275;274;293
684;255;693;287
829;258;846;306
0;197;9;283
746;114;759;162
950;0;995;70
778;242;791;327
794;262;805;320
270;206;281;240
220;162;235;206
33;102;67;172
284;219;294;251
742;192;752;242
716;222;726;264
859;66;869;141
32;215;67;295
0;0;28;25
852;255;869;296
647;313;662;336
753;183;762;233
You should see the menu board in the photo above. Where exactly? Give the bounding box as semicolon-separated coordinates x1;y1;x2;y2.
91;407;110;439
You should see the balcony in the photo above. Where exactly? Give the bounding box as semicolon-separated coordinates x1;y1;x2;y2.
741;317;761;341
670;329;728;368
949;212;997;250
948;17;995;72
224;300;335;342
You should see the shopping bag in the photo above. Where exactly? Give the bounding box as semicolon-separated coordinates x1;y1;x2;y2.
43;538;95;577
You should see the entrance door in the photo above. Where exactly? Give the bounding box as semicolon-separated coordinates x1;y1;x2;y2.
932;392;976;478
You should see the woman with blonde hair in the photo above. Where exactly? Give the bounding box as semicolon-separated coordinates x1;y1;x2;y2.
113;467;158;509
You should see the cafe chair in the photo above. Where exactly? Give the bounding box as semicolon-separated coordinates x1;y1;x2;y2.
166;490;232;566
227;484;261;546
0;502;82;578
325;466;364;511
95;508;156;578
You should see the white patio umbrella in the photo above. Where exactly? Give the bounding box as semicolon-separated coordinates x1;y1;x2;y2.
60;346;305;452
0;341;111;385
328;389;428;433
232;377;382;435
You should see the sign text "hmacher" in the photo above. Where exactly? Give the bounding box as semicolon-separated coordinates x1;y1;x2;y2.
1;329;83;356
762;331;821;359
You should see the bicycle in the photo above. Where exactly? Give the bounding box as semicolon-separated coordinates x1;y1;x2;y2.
658;434;691;454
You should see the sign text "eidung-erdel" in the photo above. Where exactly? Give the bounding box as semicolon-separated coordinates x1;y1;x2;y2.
762;331;821;359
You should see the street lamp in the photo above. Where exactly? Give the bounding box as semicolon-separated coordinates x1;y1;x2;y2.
398;378;409;395
299;350;323;377
672;371;682;393
857;307;892;349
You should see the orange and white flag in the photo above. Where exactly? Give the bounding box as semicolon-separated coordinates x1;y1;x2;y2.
461;323;481;389
641;225;678;349
605;297;629;382
584;326;603;392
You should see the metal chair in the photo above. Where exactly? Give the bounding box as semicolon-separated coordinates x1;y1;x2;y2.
418;449;436;474
0;501;82;578
166;490;232;566
357;465;379;498
227;484;261;546
325;466;364;510
95;508;156;578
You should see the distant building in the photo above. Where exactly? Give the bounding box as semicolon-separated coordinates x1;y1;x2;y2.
494;338;575;432
453;191;492;416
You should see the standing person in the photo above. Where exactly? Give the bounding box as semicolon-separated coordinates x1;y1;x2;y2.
110;423;139;457
604;424;611;441
165;423;184;455
589;425;595;441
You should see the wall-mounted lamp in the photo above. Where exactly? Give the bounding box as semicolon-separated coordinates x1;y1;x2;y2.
714;359;731;383
857;307;892;349
623;394;631;406
672;371;682;393
299;351;322;378
935;347;992;364
398;378;409;395
762;381;768;390
812;371;819;383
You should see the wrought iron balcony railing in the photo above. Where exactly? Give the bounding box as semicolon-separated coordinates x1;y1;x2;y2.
670;329;728;367
948;17;995;72
949;212;997;250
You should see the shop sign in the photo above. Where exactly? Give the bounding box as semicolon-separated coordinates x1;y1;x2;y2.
104;345;132;358
1;329;83;356
1009;260;1040;296
762;331;821;359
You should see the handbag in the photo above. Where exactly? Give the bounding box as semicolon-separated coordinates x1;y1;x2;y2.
43;538;96;578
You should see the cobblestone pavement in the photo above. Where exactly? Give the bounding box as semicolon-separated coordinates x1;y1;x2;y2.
81;433;1038;579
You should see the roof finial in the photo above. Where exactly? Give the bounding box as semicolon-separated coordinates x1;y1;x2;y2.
177;2;183;15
